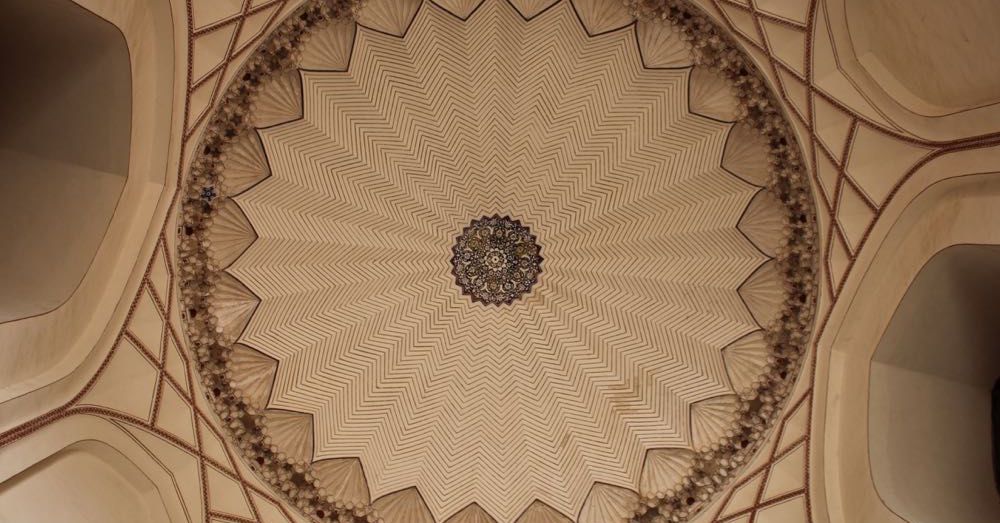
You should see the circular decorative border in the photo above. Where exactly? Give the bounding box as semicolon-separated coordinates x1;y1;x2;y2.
176;1;818;522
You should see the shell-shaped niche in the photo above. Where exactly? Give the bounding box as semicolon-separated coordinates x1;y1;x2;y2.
639;448;696;497
435;0;485;19
263;409;314;464
636;20;693;68
738;260;784;328
356;0;422;37
571;0;635;35
446;504;498;523
722;330;769;394
208;199;256;268
689;67;739;122
254;70;302;128
373;487;435;523
739;190;784;256
516;501;573;523
229;343;277;408
690;395;740;451
221;131;270;195
312;457;370;506
578;483;640;523
723;123;771;187
212;273;259;340
300;18;356;71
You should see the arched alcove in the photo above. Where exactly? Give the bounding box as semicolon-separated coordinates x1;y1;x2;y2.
845;0;1000;116
869;244;1000;523
0;440;172;523
0;0;131;322
0;0;177;405
819;165;1000;523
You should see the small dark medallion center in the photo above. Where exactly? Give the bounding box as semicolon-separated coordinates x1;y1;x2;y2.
451;215;543;306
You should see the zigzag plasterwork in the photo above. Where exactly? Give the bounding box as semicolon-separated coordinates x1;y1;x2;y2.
218;1;788;521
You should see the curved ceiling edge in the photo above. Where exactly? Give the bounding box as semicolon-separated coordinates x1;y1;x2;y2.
0;0;183;406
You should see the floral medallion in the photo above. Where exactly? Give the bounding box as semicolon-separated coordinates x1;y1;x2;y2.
451;215;542;306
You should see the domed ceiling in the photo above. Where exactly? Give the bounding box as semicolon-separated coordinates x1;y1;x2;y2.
178;1;816;522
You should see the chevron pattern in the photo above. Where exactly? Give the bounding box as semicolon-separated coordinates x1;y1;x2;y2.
215;1;787;521
6;2;999;523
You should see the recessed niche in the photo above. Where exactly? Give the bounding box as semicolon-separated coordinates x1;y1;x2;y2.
846;0;1000;115
0;441;172;523
0;0;131;322
870;244;1000;523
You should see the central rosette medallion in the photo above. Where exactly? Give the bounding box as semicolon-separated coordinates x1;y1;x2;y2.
451;215;543;306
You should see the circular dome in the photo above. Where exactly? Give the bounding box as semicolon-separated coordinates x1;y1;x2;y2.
178;1;817;522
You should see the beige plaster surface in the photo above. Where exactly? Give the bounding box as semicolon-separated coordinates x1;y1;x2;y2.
817;169;1000;523
3;1;1000;523
846;0;1000;116
0;0;130;322
869;245;1000;523
0;0;182;404
0;440;173;523
824;0;1000;141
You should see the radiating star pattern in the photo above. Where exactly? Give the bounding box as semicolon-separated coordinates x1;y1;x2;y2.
223;1;778;520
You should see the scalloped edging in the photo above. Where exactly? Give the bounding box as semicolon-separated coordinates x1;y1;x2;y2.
176;1;819;522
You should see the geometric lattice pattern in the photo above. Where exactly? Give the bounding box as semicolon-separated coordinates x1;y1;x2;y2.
10;1;1000;523
221;1;784;520
707;390;813;523
706;0;940;306
0;237;305;523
